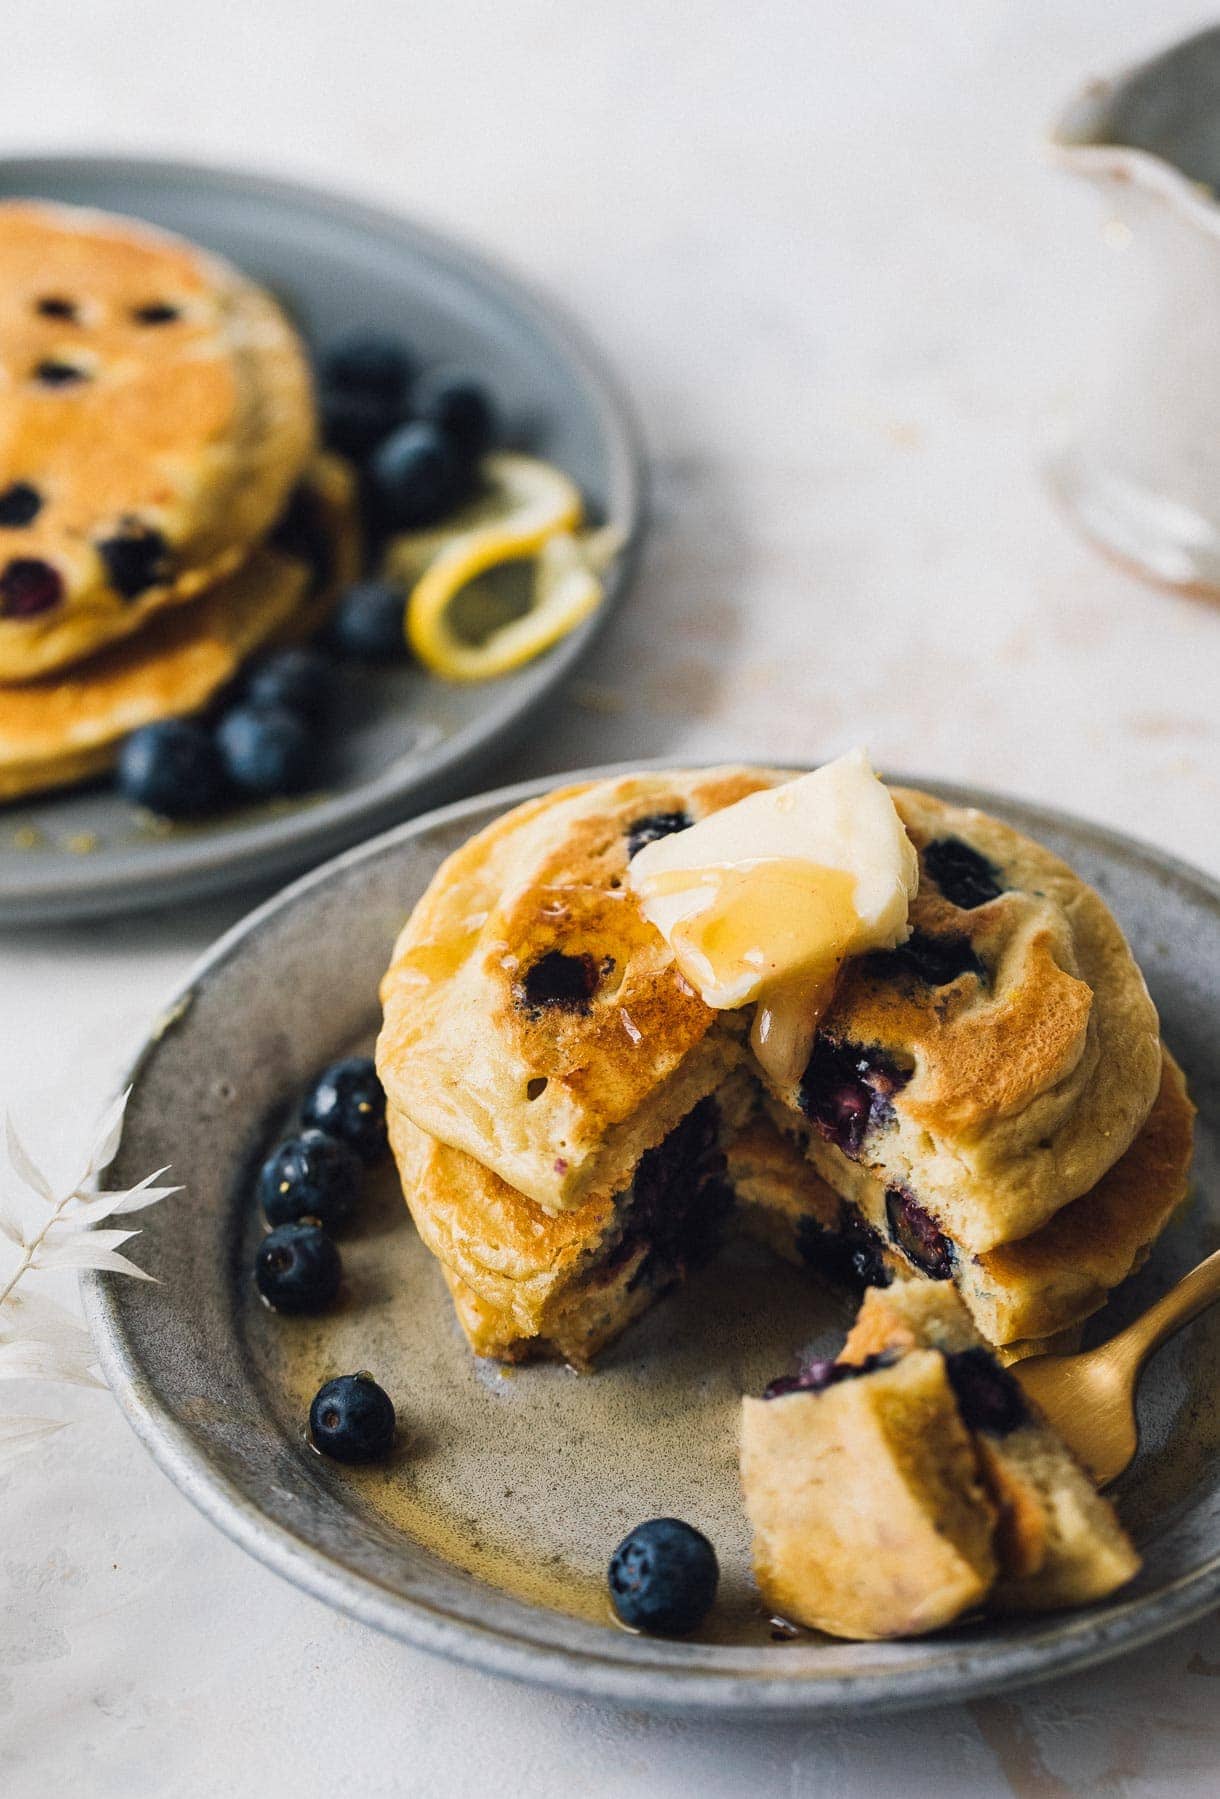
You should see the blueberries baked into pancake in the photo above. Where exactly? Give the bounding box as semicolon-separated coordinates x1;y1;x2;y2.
377;764;1184;1369
0;200;315;681
741;1284;1141;1639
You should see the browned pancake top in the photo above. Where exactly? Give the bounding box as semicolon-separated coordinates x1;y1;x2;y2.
0;201;315;680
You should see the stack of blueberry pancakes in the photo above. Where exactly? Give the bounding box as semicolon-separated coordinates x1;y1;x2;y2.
376;764;1195;1368
0;200;358;800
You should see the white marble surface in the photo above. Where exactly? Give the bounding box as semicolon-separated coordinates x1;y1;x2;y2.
2;3;1220;1793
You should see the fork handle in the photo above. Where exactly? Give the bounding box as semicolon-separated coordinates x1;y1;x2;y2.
1108;1246;1220;1373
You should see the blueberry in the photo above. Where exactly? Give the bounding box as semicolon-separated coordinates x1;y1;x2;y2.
885;1187;954;1280
319;384;405;461
258;1129;362;1230
244;647;333;721
369;421;468;528
329;580;407;661
321;332;417;404
97;523;173;599
34;358;87;386
761;1349;900;1400
796;1205;892;1291
867;930;985;987
301;1056;387;1164
0;482;43;527
626;811;693;860
797;1036;909;1159
216;703;314;797
414;370;497;460
309;1372;396;1463
0;557;63;617
117;719;226;817
923;837;1004;910
255;1222;342;1314
517;950;601;1015
944;1348;1027;1437
131;302;180;325
607;1518;719;1636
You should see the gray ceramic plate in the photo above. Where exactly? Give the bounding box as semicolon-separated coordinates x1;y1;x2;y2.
0;157;644;926
84;769;1220;1717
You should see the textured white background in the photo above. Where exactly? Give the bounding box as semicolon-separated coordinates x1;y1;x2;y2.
2;3;1220;1794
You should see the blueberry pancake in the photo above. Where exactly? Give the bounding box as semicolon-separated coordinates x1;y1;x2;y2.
378;769;779;1216
752;1047;1193;1355
386;1076;753;1366
727;1116;1081;1363
739;1284;1138;1639
836;1284;1140;1613
0;201;315;681
771;785;1163;1255
380;769;1164;1260
0;454;357;802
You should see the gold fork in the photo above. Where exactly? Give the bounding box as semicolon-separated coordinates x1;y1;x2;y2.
1014;1248;1220;1487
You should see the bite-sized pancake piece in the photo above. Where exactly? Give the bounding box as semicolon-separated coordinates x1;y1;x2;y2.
767;786;1162;1253
760;1047;1193;1350
0;455;358;802
741;1285;1138;1639
0;201;315;680
388;1076;752;1366
842;1285;1140;1612
378;768;781;1214
741;1347;999;1639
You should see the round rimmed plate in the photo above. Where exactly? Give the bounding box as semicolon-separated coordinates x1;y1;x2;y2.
84;767;1220;1718
0;157;644;926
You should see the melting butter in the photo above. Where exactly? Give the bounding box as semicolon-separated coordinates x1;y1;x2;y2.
629;750;918;1087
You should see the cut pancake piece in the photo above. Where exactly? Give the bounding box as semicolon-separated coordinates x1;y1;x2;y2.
0;454;358;802
740;1284;1138;1640
740;1346;999;1639
841;1284;1141;1611
387;1073;753;1367
757;1047;1193;1351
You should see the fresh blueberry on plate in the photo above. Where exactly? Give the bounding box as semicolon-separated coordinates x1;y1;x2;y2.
258;1129;363;1230
301;1056;387;1164
369;420;468;528
216;703;314;797
607;1517;719;1635
117;719;226;818
319;384;403;461
309;1372;396;1463
414;370;497;461
254;1221;342;1314
244;647;333;722
321;332;417;404
330;580;408;661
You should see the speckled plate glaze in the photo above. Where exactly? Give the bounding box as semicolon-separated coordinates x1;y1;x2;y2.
0;157;644;926
84;768;1220;1718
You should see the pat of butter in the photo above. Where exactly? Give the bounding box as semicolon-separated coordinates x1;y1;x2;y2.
629;751;918;1085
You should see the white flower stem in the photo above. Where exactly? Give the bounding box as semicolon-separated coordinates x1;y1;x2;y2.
0;1187;84;1313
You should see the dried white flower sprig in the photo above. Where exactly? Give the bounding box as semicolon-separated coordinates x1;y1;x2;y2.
0;1089;179;1463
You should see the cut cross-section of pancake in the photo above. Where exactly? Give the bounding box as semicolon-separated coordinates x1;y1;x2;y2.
743;1047;1194;1357
387;1074;753;1366
739;1284;1139;1639
838;1284;1142;1613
